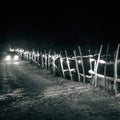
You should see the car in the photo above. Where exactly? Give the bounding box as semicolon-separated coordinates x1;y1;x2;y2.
5;51;19;61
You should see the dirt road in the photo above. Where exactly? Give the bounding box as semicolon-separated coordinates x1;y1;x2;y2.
0;58;120;120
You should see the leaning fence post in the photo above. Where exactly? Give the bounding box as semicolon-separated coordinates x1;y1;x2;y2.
37;51;40;66
104;44;109;91
114;44;120;96
32;49;35;63
78;46;85;83
60;51;65;77
41;52;44;69
73;50;81;82
89;49;92;71
94;45;103;87
26;51;28;62
44;50;47;70
30;52;32;63
65;50;73;80
47;50;51;70
28;52;30;62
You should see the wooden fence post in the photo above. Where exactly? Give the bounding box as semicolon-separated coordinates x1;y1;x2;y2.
28;52;30;62
94;45;103;87
26;52;28;62
32;49;34;63
78;46;85;83
44;50;47;70
103;44;109;91
41;52;44;69
89;49;94;84
47;50;51;70
114;44;120;96
89;49;92;71
73;50;81;82
65;50;73;80
60;51;65;77
30;52;32;63
37;51;40;66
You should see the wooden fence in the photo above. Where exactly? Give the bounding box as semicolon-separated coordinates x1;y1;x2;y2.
16;44;120;97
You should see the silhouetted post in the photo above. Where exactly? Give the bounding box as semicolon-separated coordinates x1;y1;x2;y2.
89;49;92;71
32;49;35;63
94;45;103;87
44;50;47;70
29;52;32;63
60;51;65;77
41;52;44;69
73;50;81;82
26;52;28;62
78;46;85;83
47;50;51;70
104;44;109;91
37;51;40;66
65;50;73;80
114;44;120;96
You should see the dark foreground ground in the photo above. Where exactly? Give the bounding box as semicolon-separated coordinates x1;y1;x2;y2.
0;57;120;120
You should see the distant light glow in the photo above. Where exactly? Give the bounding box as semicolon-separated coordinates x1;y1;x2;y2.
14;62;19;65
66;60;69;63
90;58;95;62
99;60;106;64
78;60;81;64
10;48;15;52
58;54;61;57
20;49;24;52
14;55;19;61
15;49;19;51
42;55;45;57
88;70;95;75
60;59;63;62
25;51;29;54
6;55;11;61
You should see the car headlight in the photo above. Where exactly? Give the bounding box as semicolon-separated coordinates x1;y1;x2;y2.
14;55;19;60
6;55;11;61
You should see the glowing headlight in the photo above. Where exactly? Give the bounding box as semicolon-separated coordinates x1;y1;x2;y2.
6;55;11;61
14;55;19;60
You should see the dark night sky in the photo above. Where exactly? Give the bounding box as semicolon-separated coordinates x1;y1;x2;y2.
0;3;120;52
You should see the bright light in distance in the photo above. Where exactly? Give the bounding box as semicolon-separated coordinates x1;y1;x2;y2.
60;59;63;62
88;70;95;75
20;49;24;52
78;60;81;64
6;55;11;61
66;60;69;63
25;51;29;54
58;54;61;57
33;52;35;55
99;60;106;64
14;55;19;61
15;49;19;51
90;58;95;62
42;55;45;57
10;49;14;52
